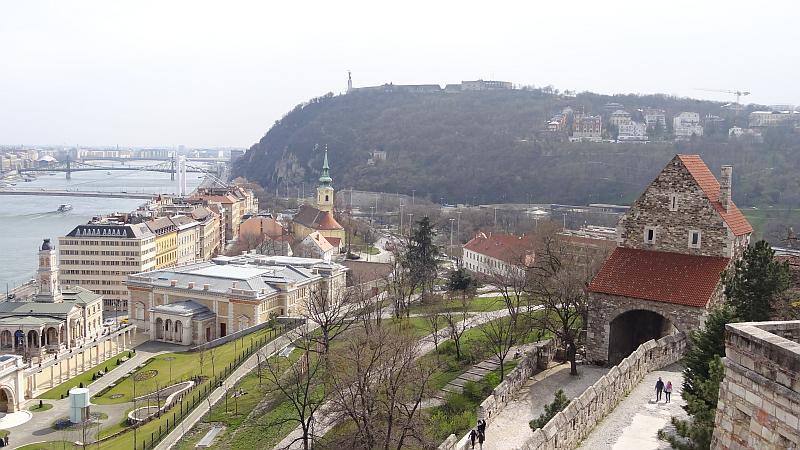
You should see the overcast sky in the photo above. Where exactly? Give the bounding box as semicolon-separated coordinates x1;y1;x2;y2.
1;0;797;148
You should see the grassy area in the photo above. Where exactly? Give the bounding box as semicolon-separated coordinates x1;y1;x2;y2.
176;349;307;450
27;402;53;413
93;326;280;405
741;207;800;242
409;295;506;315
427;363;517;443
17;442;77;450
36;352;126;400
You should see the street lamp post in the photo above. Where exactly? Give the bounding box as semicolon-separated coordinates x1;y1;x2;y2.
411;190;416;205
449;218;455;258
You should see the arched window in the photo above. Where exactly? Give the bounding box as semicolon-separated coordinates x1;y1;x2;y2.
325;195;329;202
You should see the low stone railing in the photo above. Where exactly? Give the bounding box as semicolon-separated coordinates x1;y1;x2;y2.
438;338;557;450
515;332;686;450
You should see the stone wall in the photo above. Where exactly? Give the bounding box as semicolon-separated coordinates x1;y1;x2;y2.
511;332;686;450
586;292;709;364
711;321;800;450
438;339;557;450
618;155;733;258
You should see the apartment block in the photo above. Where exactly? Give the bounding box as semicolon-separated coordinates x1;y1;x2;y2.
59;221;157;312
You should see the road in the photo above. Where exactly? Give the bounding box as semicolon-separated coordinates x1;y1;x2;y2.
0;188;156;199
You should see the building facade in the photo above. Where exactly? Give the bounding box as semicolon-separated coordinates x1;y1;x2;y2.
571;115;603;141
463;232;533;277
673;112;704;138
291;149;346;250
59;222;157;311
127;254;347;345
146;217;178;269
587;154;753;364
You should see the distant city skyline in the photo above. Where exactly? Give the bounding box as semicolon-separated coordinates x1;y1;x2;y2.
1;0;798;148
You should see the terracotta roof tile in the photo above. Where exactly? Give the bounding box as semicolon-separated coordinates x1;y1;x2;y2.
677;155;753;236
463;232;533;264
589;247;729;307
316;211;343;230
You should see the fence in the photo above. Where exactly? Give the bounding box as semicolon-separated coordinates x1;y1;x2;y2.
188;317;303;352
92;320;302;449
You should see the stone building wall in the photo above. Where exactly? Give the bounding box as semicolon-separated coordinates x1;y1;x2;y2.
711;321;800;450
511;333;686;450
619;156;733;258
586;292;712;364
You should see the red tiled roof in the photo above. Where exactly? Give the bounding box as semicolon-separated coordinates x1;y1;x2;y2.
677;155;753;236
463;232;533;264
326;237;341;248
589;247;729;307
316;211;344;230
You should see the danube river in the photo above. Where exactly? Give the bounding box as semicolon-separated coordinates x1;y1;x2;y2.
0;162;204;291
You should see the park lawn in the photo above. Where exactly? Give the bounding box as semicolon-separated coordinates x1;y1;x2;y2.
423;315;550;392
17;442;78;450
93;326;278;405
409;295;506;315
27;402;53;413
385;316;436;338
741;207;800;241
175;348;308;450
426;363;518;443
36;353;127;400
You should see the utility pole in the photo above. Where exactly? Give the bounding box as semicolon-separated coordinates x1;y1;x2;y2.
494;207;498;227
456;210;461;244
449;218;455;258
399;203;404;236
411;189;416;205
408;213;414;236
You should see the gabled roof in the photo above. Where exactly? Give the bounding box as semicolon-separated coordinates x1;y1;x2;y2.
589;247;730;308
463;232;533;265
293;205;343;231
677;155;753;236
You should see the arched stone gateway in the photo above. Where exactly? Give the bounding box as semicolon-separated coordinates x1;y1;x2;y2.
0;386;15;413
607;309;675;365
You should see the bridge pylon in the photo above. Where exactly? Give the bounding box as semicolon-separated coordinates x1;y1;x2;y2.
170;156;175;181
66;155;71;180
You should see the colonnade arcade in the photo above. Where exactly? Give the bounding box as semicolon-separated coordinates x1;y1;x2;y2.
0;317;85;360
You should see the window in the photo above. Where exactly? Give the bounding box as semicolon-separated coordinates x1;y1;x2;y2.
689;230;701;249
644;227;656;244
669;193;678;211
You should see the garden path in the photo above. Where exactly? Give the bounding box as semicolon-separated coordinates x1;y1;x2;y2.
482;363;608;450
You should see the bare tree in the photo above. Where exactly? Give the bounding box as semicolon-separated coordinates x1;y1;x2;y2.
442;293;469;361
326;326;435;450
527;228;606;375
301;286;354;355
198;348;205;376
479;314;525;381
423;301;445;365
265;332;326;450
384;249;416;318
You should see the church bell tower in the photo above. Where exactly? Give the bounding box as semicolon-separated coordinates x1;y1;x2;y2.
317;147;334;213
35;238;63;303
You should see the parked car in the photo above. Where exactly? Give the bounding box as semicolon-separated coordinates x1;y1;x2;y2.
103;318;117;328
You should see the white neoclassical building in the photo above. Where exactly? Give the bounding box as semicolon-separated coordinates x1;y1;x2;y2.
0;239;104;363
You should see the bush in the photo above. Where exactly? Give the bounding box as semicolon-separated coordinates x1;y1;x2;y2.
530;389;570;430
429;409;476;442
462;381;492;404
442;392;471;415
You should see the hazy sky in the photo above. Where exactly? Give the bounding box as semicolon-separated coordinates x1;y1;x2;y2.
1;0;798;148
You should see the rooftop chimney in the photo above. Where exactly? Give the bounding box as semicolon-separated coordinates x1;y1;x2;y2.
720;165;732;212
188;281;195;289
203;283;210;290
170;279;177;287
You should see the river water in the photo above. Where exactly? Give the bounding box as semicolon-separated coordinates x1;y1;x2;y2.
0;161;204;290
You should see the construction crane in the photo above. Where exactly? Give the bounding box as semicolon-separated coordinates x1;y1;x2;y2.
695;88;751;106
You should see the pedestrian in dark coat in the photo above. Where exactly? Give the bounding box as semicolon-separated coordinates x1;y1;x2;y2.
469;429;477;449
478;429;486;449
477;419;486;435
655;377;665;402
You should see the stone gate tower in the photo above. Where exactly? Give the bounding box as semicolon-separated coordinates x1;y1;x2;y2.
586;154;753;365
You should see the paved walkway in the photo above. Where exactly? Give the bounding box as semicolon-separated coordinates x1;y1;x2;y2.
578;363;686;450
483;363;609;450
5;337;183;448
435;343;539;401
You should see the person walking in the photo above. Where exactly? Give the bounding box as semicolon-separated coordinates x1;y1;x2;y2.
665;380;673;403
469;429;477;449
478;428;485;450
655;377;665;402
477;418;486;436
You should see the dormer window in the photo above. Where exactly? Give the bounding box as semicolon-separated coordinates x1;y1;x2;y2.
689;230;702;249
644;227;656;245
669;193;678;211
